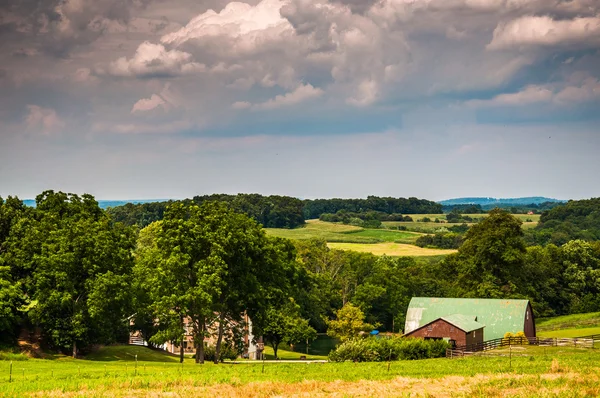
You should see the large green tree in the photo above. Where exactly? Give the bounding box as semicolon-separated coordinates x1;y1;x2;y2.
135;201;296;363
447;208;527;298
7;191;135;355
258;298;316;359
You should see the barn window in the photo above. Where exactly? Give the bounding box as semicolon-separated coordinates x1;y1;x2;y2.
526;310;529;320
427;325;432;331
450;327;455;332
473;330;476;338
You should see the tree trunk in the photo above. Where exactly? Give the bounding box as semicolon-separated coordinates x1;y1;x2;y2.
214;313;225;364
72;340;77;358
180;315;185;363
273;342;279;360
195;319;205;364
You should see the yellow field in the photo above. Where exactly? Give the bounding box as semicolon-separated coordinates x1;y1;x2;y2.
327;242;457;257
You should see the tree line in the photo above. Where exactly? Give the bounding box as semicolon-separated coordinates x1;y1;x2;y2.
3;192;600;361
105;194;442;229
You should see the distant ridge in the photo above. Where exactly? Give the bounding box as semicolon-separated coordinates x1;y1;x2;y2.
22;199;171;209
438;197;566;206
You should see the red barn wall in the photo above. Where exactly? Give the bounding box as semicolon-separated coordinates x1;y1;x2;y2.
406;319;473;347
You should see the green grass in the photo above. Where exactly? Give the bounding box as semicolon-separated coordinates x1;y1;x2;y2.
85;345;180;362
262;346;327;360
537;312;600;332
537;326;600;338
383;213;541;233
265;220;422;244
2;345;600;396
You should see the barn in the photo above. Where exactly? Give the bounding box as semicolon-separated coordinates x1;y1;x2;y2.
404;297;535;342
404;314;484;347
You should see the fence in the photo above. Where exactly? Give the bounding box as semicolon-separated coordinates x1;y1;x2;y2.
446;335;597;358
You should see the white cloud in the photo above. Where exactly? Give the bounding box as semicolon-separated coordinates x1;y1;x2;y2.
488;16;600;50
160;0;291;47
235;83;324;110
24;105;65;134
94;120;195;135
467;79;600;108
131;83;181;113
104;41;205;77
131;94;167;113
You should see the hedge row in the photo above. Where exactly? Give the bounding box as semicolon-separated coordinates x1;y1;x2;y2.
328;337;450;362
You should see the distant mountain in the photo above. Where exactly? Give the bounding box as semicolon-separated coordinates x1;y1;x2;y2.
438;197;566;206
22;199;170;209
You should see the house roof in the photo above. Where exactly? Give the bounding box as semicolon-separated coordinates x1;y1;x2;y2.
404;297;532;340
440;314;485;333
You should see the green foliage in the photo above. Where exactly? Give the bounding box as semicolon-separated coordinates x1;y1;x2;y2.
2;191;136;354
304;196;443;219
415;232;464;249
201;344;239;362
0;351;29;361
326;303;374;342
527;198;600;245
257;298;316;359
447;208;527;298
328;337;450;362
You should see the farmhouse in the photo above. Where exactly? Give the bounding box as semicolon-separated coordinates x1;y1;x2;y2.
404;297;535;345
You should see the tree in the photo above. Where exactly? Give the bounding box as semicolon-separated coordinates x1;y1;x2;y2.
0;196;28;343
259;298;316;359
326;303;373;342
448;208;527;298
9;191;135;355
135;201;295;364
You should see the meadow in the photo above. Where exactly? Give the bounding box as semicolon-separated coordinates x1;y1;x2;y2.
383;213;540;233
2;345;600;397
264;216;539;257
264;220;422;244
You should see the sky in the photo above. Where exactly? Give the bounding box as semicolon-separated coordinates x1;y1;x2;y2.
1;0;599;201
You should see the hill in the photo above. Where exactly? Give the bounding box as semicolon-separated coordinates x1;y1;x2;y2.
439;197;565;206
23;199;170;209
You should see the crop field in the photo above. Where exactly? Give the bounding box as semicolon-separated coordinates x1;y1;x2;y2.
2;345;600;397
327;242;457;257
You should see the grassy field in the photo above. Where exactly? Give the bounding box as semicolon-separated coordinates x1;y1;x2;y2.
265;220;422;244
538;326;600;338
265;216;536;257
327;242;457;257
537;312;600;332
2;345;600;396
383;213;540;233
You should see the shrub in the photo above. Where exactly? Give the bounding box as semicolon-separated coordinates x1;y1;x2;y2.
0;351;29;361
328;337;450;362
194;344;238;362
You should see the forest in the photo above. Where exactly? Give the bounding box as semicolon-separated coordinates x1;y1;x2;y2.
1;191;600;362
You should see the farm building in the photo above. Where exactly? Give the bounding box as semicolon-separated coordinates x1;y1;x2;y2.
404;297;535;343
404;314;484;347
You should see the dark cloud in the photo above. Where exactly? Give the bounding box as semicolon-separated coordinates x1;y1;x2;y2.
0;0;153;57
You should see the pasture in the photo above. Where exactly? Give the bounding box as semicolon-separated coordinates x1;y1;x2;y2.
265;214;537;257
265;220;422;244
2;345;600;397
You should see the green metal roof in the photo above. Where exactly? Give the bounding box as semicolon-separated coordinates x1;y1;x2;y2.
440;314;485;333
405;297;532;340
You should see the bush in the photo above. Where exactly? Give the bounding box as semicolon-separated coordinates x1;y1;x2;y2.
328;337;450;362
194;344;238;362
0;351;29;361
